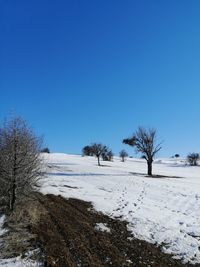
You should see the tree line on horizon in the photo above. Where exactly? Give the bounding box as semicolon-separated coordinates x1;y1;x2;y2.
82;127;200;175
82;127;162;176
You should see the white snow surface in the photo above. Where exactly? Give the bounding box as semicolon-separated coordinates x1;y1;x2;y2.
0;215;6;237
40;153;200;264
95;223;111;233
0;256;41;267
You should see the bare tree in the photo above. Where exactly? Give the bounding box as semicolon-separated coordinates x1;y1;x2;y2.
0;116;43;212
187;153;199;166
90;143;107;166
119;150;128;162
123;127;162;176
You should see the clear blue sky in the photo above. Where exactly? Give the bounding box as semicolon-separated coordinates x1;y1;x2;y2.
1;0;200;157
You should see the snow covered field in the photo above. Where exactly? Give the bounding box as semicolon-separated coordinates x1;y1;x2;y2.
40;153;200;264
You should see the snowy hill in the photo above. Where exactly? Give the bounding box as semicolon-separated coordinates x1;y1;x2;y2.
39;153;200;264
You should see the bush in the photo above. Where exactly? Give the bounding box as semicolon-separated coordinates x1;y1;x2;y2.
41;147;50;153
102;149;114;161
187;153;199;166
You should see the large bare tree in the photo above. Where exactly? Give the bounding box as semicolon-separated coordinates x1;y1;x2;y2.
123;127;162;176
0;116;43;212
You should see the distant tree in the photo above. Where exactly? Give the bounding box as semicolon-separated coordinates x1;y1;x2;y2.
0;116;43;212
175;154;180;158
82;145;93;156
102;149;114;161
187;153;199;166
90;143;107;166
119;150;128;162
123;127;162;176
41;147;50;153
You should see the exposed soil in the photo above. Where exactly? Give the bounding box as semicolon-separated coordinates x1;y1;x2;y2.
28;193;197;267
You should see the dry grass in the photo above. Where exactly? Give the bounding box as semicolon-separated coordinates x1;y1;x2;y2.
0;194;43;262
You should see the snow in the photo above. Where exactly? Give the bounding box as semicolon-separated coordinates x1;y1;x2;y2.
95;223;111;233
0;255;42;267
0;215;6;237
40;153;200;264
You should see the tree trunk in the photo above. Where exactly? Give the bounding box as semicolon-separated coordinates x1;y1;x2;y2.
9;182;16;211
97;156;100;166
147;160;152;176
10;133;17;212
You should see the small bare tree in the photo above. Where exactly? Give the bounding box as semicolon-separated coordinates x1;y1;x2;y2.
123;127;162;176
0;116;43;212
119;150;128;162
90;143;107;166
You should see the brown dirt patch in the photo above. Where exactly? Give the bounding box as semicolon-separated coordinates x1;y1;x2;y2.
28;193;197;267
